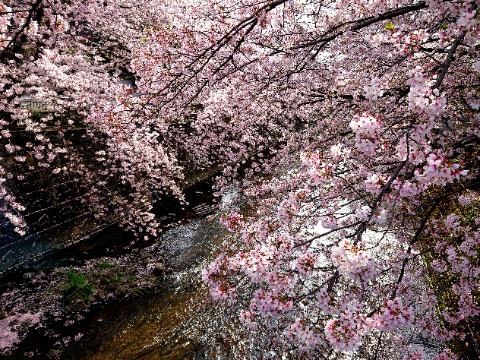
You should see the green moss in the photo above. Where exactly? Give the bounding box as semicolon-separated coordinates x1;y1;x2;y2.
63;270;87;294
417;191;480;357
83;285;95;302
109;272;124;284
98;259;115;269
63;270;94;303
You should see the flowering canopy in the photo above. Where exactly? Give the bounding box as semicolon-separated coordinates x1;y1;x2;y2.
1;0;480;358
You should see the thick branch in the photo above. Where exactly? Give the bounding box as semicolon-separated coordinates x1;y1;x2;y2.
432;30;466;89
0;0;43;61
297;2;427;51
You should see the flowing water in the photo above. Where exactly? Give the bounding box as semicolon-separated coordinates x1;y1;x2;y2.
70;217;226;360
1;180;230;359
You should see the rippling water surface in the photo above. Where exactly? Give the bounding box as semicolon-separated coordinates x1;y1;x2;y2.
77;217;226;360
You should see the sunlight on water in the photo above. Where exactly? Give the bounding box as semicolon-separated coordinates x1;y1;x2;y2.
88;290;203;360
86;216;226;359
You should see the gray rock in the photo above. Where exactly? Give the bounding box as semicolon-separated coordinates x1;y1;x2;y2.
113;289;125;297
96;290;107;301
23;272;35;280
153;262;165;275
47;349;60;359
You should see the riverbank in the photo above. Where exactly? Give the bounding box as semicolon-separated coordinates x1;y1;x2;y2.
0;178;226;359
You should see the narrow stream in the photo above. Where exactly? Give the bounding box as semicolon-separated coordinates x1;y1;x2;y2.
64;217;226;360
1;180;228;359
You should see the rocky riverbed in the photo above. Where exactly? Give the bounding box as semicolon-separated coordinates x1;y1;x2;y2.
0;178;231;359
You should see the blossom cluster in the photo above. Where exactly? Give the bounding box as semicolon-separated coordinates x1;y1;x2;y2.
349;113;383;155
419;152;468;186
372;298;414;331
285;318;323;351
219;212;244;231
331;240;376;282
324;306;369;351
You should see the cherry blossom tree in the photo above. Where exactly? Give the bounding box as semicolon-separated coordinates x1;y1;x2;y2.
186;0;479;358
1;0;479;358
1;0;189;238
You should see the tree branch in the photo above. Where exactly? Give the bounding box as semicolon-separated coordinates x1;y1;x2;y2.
0;0;43;61
432;30;466;89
